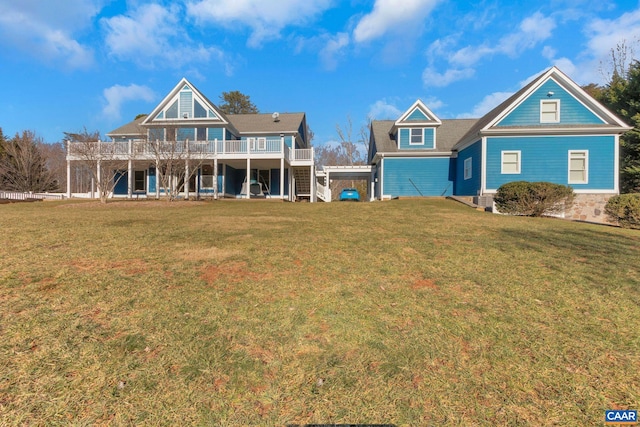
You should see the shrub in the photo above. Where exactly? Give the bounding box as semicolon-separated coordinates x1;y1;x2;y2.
605;193;640;229
494;181;575;217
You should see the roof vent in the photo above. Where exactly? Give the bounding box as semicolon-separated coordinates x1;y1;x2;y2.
272;112;280;122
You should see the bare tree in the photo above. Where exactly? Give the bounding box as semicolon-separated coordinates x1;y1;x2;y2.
315;116;371;200
65;129;128;203
144;124;207;201
0;130;59;192
600;39;638;82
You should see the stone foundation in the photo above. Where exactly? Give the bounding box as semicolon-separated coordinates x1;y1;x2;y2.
566;193;616;224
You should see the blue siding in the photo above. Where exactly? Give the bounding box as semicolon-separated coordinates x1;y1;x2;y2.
406;108;428;121
498;79;605;126
485;135;615;190
383;157;454;197
114;171;128;195
180;90;192;118
454;140;482;196
148;167;156;193
398;128;435;150
270;169;280;195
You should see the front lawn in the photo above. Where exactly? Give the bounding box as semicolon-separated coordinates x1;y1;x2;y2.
1;199;638;425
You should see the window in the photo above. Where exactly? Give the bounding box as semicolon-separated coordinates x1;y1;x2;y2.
568;151;588;184
540;100;560;123
257;137;266;150
200;165;214;189
501;151;521;174
464;157;472;180
134;170;146;192
247;137;256;151
410;128;424;145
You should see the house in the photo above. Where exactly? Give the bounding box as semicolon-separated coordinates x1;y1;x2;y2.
66;78;315;201
369;66;631;222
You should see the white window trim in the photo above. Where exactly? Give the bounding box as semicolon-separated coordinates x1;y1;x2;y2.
409;128;424;145
501;150;521;174
257;137;266;150
464;157;472;180
247;137;256;151
540;99;560;123
568;150;589;184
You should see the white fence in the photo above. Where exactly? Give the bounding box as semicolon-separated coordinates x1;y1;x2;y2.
0;191;65;201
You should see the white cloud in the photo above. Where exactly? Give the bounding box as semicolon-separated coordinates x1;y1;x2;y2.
186;0;333;47
449;12;556;67
353;0;441;44
102;84;156;120
368;100;402;120
102;3;229;72
319;33;350;70
457;91;513;119
422;67;475;87
0;0;99;68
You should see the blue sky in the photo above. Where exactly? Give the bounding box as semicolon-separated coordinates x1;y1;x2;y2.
0;0;639;147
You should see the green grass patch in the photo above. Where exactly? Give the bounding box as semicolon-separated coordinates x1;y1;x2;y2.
1;199;638;425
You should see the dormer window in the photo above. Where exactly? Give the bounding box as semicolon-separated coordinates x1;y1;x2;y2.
540;100;560;123
410;128;424;145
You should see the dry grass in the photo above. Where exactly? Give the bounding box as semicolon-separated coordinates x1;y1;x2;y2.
1;199;639;426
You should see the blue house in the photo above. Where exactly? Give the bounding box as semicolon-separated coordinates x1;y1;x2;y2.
369;66;631;222
66;78;315;201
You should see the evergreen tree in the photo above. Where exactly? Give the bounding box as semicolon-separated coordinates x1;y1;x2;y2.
218;91;259;114
596;60;640;192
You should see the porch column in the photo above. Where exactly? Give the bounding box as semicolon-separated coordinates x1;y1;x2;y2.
379;158;384;200
185;160;190;200
128;159;133;199
246;158;251;198
214;158;219;200
66;160;71;198
96;160;101;200
289;167;294;202
280;157;284;200
155;159;160;199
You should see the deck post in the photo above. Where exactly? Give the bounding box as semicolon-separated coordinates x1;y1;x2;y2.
280;157;284;200
310;164;315;203
185;160;190;200
66;160;71;198
155;158;160;199
214;158;218;200
128;159;133;199
246;158;251;199
96;160;101;200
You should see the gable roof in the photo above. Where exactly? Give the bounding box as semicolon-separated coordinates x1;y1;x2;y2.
141;78;234;130
395;99;442;126
369;118;478;162
454;66;631;149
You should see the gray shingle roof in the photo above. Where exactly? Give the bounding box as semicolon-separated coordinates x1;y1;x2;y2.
226;113;306;134
369;118;478;161
107;115;147;137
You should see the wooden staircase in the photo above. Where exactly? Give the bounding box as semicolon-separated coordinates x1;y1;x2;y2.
293;167;311;200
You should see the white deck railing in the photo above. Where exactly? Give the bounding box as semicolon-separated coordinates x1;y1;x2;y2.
67;139;314;162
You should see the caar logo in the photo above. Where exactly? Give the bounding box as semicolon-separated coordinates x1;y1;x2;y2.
605;410;637;425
